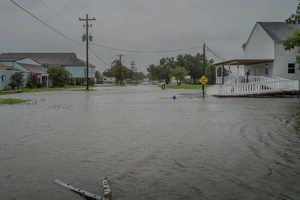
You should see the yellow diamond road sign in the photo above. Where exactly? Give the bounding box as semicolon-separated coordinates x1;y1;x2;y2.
199;76;208;85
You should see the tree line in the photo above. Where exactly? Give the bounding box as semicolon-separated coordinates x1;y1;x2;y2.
102;60;146;84
147;53;224;85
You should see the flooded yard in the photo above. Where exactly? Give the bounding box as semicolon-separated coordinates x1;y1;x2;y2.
0;85;300;200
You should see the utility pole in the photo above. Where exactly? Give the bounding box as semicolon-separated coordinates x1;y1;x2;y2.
117;54;124;85
130;61;135;70
202;43;206;99
130;61;136;81
130;61;136;72
79;14;95;90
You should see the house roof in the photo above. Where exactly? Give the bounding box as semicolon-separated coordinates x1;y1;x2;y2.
0;53;95;67
17;63;48;74
0;63;17;70
258;22;300;42
214;59;274;66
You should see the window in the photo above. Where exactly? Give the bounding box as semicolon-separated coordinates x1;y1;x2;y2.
288;63;295;74
1;75;6;81
265;64;268;75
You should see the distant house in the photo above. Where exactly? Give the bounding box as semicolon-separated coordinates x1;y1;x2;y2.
170;76;191;85
0;57;49;88
213;22;300;96
0;64;17;90
0;53;96;86
103;77;116;84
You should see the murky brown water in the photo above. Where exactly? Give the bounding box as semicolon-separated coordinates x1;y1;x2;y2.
0;85;300;200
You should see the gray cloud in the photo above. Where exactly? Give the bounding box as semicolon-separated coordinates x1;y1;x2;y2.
0;0;298;72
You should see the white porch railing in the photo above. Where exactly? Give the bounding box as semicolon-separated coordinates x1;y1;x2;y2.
216;76;274;85
219;79;299;96
216;76;230;84
225;76;274;85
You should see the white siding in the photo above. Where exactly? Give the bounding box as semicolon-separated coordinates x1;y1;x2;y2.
274;43;300;81
244;24;275;59
248;62;274;77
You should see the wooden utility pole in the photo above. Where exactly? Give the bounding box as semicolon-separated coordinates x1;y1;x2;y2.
202;43;206;99
117;54;124;85
79;14;95;90
130;61;135;70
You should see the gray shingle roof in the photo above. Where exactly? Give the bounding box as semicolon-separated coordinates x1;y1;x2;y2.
258;22;300;42
0;53;95;67
17;63;48;74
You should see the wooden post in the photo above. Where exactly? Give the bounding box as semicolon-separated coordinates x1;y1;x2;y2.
297;91;299;98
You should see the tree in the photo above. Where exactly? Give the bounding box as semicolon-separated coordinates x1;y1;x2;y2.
103;68;114;77
48;66;71;87
284;2;300;65
95;70;101;80
170;66;189;85
176;54;203;84
103;60;130;85
26;73;39;88
10;72;24;89
284;30;300;64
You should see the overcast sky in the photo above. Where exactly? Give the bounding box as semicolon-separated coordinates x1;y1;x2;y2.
0;0;298;72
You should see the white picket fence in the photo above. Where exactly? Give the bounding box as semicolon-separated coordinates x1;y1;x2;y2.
218;76;299;96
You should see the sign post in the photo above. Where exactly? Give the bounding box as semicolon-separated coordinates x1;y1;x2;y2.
199;75;208;99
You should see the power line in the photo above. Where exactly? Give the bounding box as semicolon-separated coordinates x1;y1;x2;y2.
37;0;78;27
10;0;82;45
90;43;203;53
75;0;88;13
10;0;117;69
72;0;85;13
62;3;80;19
88;47;111;67
205;45;226;61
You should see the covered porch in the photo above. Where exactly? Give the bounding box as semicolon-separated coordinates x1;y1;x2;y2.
211;59;299;97
214;59;274;85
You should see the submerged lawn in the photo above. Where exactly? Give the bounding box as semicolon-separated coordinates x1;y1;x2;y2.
0;85;86;95
0;98;29;105
165;84;211;90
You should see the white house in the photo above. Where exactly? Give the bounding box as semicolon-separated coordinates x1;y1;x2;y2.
213;22;300;96
103;77;116;84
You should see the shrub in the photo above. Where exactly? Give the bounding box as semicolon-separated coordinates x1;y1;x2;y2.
9;81;18;90
37;82;44;88
26;82;34;89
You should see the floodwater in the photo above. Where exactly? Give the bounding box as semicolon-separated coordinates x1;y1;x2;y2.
0;85;300;200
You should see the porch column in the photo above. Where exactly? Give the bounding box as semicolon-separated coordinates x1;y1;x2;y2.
222;64;224;84
215;65;218;84
237;64;240;83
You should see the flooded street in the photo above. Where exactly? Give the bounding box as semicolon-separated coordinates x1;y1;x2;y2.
0;85;300;200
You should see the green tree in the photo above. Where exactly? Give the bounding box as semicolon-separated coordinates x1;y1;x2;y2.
103;60;130;85
284;2;300;65
95;70;101;80
10;72;24;89
103;68;114;77
205;59;217;84
170;66;189;85
48;66;71;87
176;54;203;84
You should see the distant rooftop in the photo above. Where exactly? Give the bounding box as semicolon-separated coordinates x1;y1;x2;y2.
258;22;300;42
17;63;48;74
0;53;95;67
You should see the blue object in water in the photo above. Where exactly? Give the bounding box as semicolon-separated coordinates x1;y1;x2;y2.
173;95;177;100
